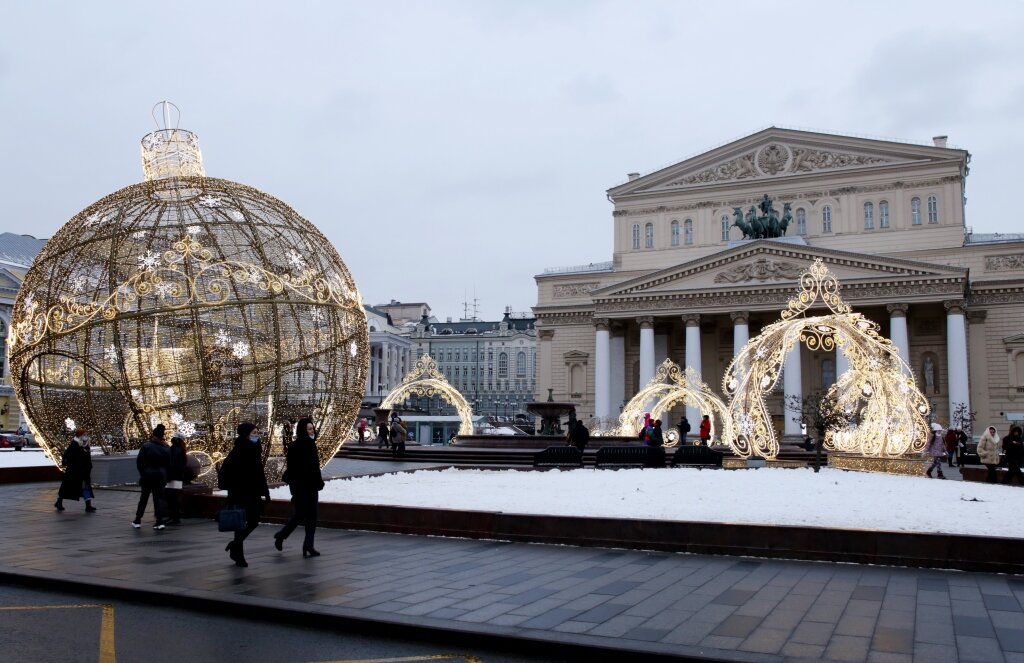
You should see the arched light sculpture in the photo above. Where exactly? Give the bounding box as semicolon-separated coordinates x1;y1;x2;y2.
723;259;929;459
380;354;474;435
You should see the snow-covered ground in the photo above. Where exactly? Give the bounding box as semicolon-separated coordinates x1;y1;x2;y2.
268;467;1022;539
0;449;54;467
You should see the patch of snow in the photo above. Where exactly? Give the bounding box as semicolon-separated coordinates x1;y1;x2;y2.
268;467;1023;539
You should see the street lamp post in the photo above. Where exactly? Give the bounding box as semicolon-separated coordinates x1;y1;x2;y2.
377;382;388;406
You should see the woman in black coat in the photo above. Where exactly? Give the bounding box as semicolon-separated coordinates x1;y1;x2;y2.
219;422;270;567
274;418;324;557
55;429;96;513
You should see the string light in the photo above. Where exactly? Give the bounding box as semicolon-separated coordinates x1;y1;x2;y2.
8;112;369;477
380;354;474;436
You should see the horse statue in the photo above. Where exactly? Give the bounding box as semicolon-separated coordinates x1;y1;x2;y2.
732;207;751;239
746;205;764;238
778;203;792;236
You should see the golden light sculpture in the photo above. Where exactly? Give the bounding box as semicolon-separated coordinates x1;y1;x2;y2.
723;259;929;459
380;354;475;436
600;359;735;451
8;104;369;474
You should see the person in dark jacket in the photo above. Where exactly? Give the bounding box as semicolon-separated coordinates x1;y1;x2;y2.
677;417;691;445
165;435;188;525
219;422;270;567
134;424;171;529
569;419;589;452
1003;425;1024;486
650;419;664;447
55;429;96;513
274;418;324;557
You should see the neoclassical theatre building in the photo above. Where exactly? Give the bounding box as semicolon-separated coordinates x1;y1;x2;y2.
533;127;1024;436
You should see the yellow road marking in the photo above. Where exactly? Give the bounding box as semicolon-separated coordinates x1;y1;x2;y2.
0;603;116;662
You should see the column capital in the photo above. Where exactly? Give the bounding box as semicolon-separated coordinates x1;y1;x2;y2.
681;313;701;327
538;329;555;341
729;311;749;325
886;303;909;317
943;299;967;315
967;309;988;324
636;316;655;329
593;317;611;331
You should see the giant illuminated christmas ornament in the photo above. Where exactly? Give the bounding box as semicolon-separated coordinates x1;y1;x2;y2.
723;259;929;459
8;103;369;473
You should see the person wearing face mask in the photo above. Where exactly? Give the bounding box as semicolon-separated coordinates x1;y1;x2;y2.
274;417;325;557
55;428;96;513
218;422;271;567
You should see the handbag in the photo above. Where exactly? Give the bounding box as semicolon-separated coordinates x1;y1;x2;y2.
216;505;248;532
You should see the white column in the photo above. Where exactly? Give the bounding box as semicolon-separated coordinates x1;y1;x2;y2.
594;319;612;421
610;330;625;417
730;311;749;358
783;343;803;436
638;317;656;388
538;328;554;399
945;299;970;422
887;303;910;374
836;347;850;379
382;343;391;391
683;314;702;424
654;333;669;367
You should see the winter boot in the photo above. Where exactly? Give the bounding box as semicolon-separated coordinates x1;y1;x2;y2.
926;468;933;478
937;471;946;479
54;499;65;511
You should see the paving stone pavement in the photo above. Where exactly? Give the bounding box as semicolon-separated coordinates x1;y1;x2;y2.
3;481;1022;662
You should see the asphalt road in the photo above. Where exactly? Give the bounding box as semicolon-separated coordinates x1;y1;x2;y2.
0;584;559;663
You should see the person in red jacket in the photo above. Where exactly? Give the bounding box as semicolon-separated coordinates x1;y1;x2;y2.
699;415;712;446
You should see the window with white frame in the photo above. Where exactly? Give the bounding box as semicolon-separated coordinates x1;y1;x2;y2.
911;197;922;225
796;208;807;236
644;223;654;248
863;202;874;229
670;220;679;246
631;223;640;249
721;215;730;242
822;205;832;233
516;352;526;377
684;219;693;245
879;200;890;228
498;352;508;378
927;195;938;223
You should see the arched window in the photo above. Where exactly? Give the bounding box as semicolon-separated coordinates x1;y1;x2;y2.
911;197;922;225
822;205;832;233
683;219;693;245
927;195;938;224
516;352;526;377
863;202;874;229
822;358;836;387
498;352;508;378
879;201;890;228
796;208;807;236
631;223;640;249
721;215;730;242
670;220;679;246
644;223;654;248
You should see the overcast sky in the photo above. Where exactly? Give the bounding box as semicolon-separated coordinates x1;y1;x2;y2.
2;1;1022;320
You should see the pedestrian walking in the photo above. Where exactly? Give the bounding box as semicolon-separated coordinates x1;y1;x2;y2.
650;419;664;447
925;422;946;479
134;424;171;529
165;434;188;525
219;422;270;567
274;418;324;557
376;419;389;449
944;427;958;467
55;429;96;513
977;425;1002;484
699;415;712;446
677;416;691;445
570;419;590;452
358;418;367;443
1002;425;1023;486
390;416;406;458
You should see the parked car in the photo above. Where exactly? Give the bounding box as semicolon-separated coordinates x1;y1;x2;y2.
0;433;28;450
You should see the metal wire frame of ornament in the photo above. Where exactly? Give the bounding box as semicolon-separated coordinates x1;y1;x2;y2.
380;354;475;436
599;360;736;452
722;259;929;459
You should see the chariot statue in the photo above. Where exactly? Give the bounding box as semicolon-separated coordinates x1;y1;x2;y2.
732;194;791;240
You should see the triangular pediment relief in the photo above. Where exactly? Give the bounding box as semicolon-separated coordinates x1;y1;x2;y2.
1003;334;1024;346
610;128;966;196
0;267;21;290
594;241;967;298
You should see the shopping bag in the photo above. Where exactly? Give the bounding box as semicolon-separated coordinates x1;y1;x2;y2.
216;505;248;532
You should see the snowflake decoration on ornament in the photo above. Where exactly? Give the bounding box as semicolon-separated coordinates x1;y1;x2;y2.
350;341;358;357
186;225;202;235
138;251;161;271
65;418;76;431
286;249;306;271
154;281;175;299
164;387;180;403
736;413;755;438
232;341;250;359
310;306;324;325
755;346;768;360
170;412;185;426
198;195;221;208
132;230;147;240
104;344;118;366
22;292;34;313
214;329;230;347
71;275;88;293
178;422;196;438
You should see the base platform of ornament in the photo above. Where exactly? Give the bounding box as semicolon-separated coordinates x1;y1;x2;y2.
828;452;929;476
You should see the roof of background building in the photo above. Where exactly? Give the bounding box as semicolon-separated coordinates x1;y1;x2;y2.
0;233;47;268
426;317;535;336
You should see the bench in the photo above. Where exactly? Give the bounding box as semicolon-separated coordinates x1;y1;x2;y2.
533;446;583;468
595;445;665;469
671;445;724;468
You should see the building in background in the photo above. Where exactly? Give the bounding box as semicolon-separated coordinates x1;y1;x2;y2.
534;127;1024;435
0;233;48;430
373;300;431;327
363;305;413;409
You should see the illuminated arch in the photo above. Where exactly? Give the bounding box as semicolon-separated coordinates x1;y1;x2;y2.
723;259;929;459
380;354;474;435
601;360;735;451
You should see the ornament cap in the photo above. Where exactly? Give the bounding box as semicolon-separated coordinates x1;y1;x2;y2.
140;101;205;181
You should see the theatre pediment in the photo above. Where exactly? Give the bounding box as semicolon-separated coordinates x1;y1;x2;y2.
594;241;967;299
609;128;965;196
